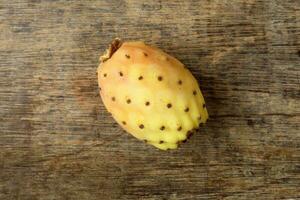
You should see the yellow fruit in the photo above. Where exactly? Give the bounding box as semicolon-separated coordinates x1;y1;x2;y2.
98;38;208;150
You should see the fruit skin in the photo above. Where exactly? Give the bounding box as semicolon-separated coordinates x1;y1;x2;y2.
98;39;208;150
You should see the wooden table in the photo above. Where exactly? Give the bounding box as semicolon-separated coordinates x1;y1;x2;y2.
1;1;299;199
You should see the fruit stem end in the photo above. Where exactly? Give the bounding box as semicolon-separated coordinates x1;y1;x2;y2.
100;38;123;63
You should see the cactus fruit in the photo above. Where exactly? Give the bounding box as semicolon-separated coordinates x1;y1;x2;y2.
97;38;208;150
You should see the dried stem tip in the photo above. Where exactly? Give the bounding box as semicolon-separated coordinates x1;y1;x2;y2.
100;38;123;63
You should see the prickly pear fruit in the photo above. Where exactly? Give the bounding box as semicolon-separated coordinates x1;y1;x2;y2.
97;38;208;150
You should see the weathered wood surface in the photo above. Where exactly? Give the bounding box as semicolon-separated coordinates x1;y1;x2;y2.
0;0;299;199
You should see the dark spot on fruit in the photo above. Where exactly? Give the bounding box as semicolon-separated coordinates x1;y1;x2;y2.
158;76;163;81
126;99;131;104
160;126;165;131
139;124;144;129
178;80;182;85
177;126;182;131
159;141;164;144
187;131;193;139
167;103;172;108
182;139;187;143
111;97;116;101
193;90;197;95
203;104;206;108
119;72;123;76
184;107;189;112
145;101;150;106
138;76;143;80
103;73;107;77
122;121;126;125
99;87;101;90
125;54;130;59
144;139;148;143
143;52;148;56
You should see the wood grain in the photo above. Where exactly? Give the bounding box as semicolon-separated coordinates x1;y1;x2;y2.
0;0;299;199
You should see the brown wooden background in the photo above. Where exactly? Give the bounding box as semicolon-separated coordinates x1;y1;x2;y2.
0;0;299;199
